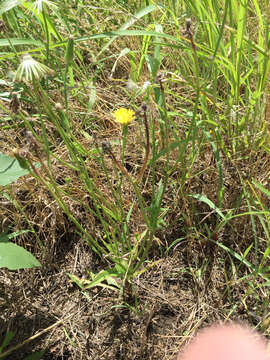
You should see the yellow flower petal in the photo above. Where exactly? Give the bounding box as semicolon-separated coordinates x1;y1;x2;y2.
113;108;135;125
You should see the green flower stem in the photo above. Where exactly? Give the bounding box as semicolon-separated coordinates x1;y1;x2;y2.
121;124;128;165
41;4;50;66
64;36;74;112
155;75;170;204
136;106;150;182
103;143;149;227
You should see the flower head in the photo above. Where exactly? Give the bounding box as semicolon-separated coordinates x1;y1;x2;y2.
15;54;52;82
113;108;135;125
30;0;57;14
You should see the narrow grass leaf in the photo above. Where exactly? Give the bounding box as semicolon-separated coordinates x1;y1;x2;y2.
210;239;255;272
0;331;14;353
203;130;223;206
97;4;157;57
86;269;120;289
165;237;186;253
252;180;270;199
189;194;226;220
110;47;130;78
65;36;74;67
0;0;21;15
0;38;43;47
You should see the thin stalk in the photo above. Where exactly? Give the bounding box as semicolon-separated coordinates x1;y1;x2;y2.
102;142;149;226
121;124;128;167
136;104;150;181
41;4;50;65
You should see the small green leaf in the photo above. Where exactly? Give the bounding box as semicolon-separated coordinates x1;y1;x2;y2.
148;180;164;230
67;269;120;291
87;268;120;289
86;85;96;112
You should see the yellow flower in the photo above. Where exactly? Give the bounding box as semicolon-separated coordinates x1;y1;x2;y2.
113;108;135;125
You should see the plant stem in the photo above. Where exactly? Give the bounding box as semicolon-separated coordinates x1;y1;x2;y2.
136;105;150;181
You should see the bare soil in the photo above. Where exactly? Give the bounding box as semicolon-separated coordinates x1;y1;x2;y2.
1;227;269;360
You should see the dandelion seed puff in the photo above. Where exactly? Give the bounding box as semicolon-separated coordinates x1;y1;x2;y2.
127;78;140;91
15;54;52;82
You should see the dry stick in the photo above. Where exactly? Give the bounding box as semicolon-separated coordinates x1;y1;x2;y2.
28;157;42;178
0;312;75;359
136;107;150;182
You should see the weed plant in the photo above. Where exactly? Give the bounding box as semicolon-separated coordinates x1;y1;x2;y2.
0;0;270;316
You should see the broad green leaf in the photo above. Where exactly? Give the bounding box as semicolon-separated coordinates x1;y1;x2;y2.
0;153;39;186
0;153;29;185
0;232;41;270
145;54;159;78
148;180;165;231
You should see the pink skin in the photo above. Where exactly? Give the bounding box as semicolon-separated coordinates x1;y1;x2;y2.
177;323;270;360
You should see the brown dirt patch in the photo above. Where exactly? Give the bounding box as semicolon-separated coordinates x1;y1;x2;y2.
1;233;269;359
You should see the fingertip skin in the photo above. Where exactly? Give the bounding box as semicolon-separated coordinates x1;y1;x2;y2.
177;323;270;360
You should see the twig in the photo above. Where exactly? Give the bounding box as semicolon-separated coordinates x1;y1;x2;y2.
0;312;76;359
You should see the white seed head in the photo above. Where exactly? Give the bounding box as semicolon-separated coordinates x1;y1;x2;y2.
15;54;52;82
